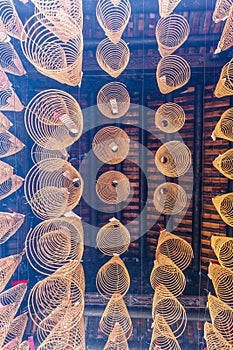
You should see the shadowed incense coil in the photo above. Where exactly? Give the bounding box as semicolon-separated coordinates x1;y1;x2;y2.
0;131;24;158
208;263;233;307
0;161;13;184
153;182;187;215
92;126;130;164
214;59;233;97
149;315;181;350
212;108;233;141
24;89;83;150
24;159;83;219
0;283;27;316
31;144;68;164
155;102;185;133
213;0;233;22
155;141;192;177
96;170;130;204
215;4;233;53
99;293;133;339
204;322;232;350
156;229;193;271
156;15;190;57
211;236;233;269
96;0;131;44
212;193;233;227
96;38;130;78
0;212;25;245
158;0;182;18
0;175;23;200
96;219;130;256
97;82;130;118
0;42;26;76
156;55;191;94
4;314;28;345
19;341;29;350
208;294;233;345
103;323;129;350
213;148;233;178
0;112;12;132
0;304;17;347
0;254;24;293
150;254;186;297
0;0;25;40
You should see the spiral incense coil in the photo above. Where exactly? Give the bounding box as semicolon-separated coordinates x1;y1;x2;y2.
96;219;130;256
25;216;84;275
99;293;133;339
0;87;24;112
0;0;25;40
150;254;186;297
214;59;233;98
211;236;233;270
204;322;232;350
0;212;14;238
213;149;233;179
212;193;233;227
155;141;192;177
103;323;129;350
155;103;185;133
208;263;233;307
3;339;20;350
0;304;16;347
156;15;190;57
153;182;187;215
215;5;233;53
0;283;27;317
0;131;24;158
0;42;26;76
0;112;11;132
0;17;9;42
4;314;28;345
156;55;191;94
213;0;233;23
96;0;131;44
208;294;233;345
0;175;23;200
149;315;181;350
0;161;13;184
31;144;68;164
19;341;30;350
0;212;25;245
97;82;130;119
0;254;24;293
96;170;130;204
24;158;83;219
158;0;182;18
212;108;233;141
21;13;83;86
24;89;83;150
92;126;130;164
156;230;193;271
96;38;130;78
152;284;187;338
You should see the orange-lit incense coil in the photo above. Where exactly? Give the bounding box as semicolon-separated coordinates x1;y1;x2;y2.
158;0;182;18
103;323;129;350
97;82;130;118
0;42;26;76
0;161;13;184
155;141;192;177
150;254;186;297
214;59;233;98
96;0;131;44
213;0;233;23
96;170;130;204
0;131;24;158
212;193;233;227
92;126;130;164
96;219;130;256
156;15;190;57
155;102;185;133
0;212;25;245
211;235;233;270
153;182;187;215
0;253;24;293
149;315;181;350
213;149;233;179
208;263;233;307
215;4;233;53
0;112;11;132
31;144;68;164
0;283;28;317
0;175;23;200
19;341;30;350
204;322;232;350
212;108;233;142
156;229;193;270
0;0;25;40
4;314;28;345
99;293;133;339
0;304;17;347
96;38;130;78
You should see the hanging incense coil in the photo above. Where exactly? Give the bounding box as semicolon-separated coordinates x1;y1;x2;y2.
153;182;187;215
24;158;83;219
156;230;193;271
0;0;25;40
0;17;9;42
21;13;83;86
214;59;233;98
3;339;20;350
0;212;14;238
0;283;28;316
156;55;191;94
97;82;130;119
4;314;28;345
0;253;24;293
19;341;29;350
155;141;192;177
156;15;190;57
158;0;182;18
24;89;83;150
103;323;129;350
0;161;13;184
212;192;233;227
155;103;185;133
215;5;233;53
96;219;130;256
149;315;181;350
204;322;232;350
0;131;24;158
0;112;11;132
213;0;233;23
0;212;25;245
211;236;233;270
96;0;131;44
212;108;233;141
0;87;24;112
150;254;186;297
213;149;233;179
208;294;233;345
31;144;68;164
0;304;17;348
96;170;130;204
0;42;26;76
96;38;130;78
0;175;23;200
99;293;133;339
25;216;84;275
92;126;130;164
208;263;233;307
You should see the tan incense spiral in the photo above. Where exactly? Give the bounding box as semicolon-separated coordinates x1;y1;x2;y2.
204;322;232;350
0;175;23;200
215;4;233;53
208;263;233;307
0;112;11;132
19;341;30;350
212;193;233;227
211;235;233;270
0;161;13;184
0;254;24;293
153;182;187;215
4;314;28;345
0;42;26;76
0;212;25;245
149;315;181;350
103;323;129;350
0;283;28;319
31;144;68;164
212;108;233;142
213;149;233;179
0;131;24;158
213;0;233;23
214;59;233;98
0;304;17;348
158;0;182;18
155;103;185;133
0;87;24;112
0;0;25;40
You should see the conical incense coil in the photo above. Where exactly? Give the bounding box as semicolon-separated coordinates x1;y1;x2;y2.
158;0;182;18
0;112;11;132
96;219;130;256
3;339;20;350
0;131;24;158
24;89;83;150
0;212;25;245
214;59;233;98
155;103;185;133
152;284;187;338
0;69;12;90
92;126;130;164
0;87;24;112
149;315;181;350
96;0;131;44
215;5;233;53
0;304;17;347
97;82;130;119
4;314;28;345
21;13;83;86
25;216;84;275
0;283;27;316
0;17;9;42
150;254;186;297
0;42;26;76
155;141;192;177
0;175;23;200
96;170;130;204
19;341;29;350
208;263;233;307
0;212;14;238
212;108;233;141
156;55;191;94
156;15;190;57
208;294;233;345
204;322;232;350
213;0;233;23
0;0;25;40
212;193;233;227
211;236;233;270
96;38;130;78
0;161;13;184
153;182;187;215
156;229;193;271
31;144;68;164
24;158;83;219
103;323;129;350
213;149;233;179
99;293;133;339
0;254;24;293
